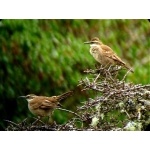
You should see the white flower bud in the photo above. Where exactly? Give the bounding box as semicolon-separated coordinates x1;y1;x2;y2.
124;121;142;131
118;102;124;108
91;116;99;128
100;113;104;120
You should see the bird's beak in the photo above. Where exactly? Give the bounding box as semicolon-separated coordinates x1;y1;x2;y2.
18;96;26;99
84;41;92;44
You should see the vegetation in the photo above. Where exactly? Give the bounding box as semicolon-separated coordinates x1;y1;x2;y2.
0;20;149;130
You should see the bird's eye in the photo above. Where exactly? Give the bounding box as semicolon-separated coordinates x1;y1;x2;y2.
27;95;30;98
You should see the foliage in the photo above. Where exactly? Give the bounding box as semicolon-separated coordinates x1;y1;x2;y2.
6;66;150;131
0;19;149;130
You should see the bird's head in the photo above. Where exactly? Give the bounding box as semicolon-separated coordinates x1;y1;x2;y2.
84;37;102;47
19;94;37;102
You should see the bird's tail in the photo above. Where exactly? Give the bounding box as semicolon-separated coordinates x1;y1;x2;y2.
123;64;134;73
58;91;73;101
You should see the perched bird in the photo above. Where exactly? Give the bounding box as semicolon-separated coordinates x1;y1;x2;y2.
20;91;73;118
84;37;134;72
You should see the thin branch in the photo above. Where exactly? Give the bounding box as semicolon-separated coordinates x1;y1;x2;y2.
56;108;82;120
4;120;21;129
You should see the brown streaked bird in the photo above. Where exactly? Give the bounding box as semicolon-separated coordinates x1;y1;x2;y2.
20;91;73;118
84;37;134;72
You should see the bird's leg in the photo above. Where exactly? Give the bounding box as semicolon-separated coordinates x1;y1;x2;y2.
113;66;119;79
47;112;53;125
103;63;111;70
95;63;99;69
32;116;45;125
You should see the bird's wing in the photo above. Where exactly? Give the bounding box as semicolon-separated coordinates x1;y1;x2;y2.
29;98;43;109
40;97;58;109
101;45;126;65
30;97;58;109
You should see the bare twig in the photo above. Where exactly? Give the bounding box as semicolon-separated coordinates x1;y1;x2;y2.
56;108;82;120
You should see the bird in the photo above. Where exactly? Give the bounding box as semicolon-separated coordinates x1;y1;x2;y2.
84;37;134;72
19;91;73;119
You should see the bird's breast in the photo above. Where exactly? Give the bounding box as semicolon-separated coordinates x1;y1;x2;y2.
90;47;102;62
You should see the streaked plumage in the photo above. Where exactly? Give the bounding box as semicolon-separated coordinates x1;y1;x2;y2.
84;37;134;72
20;91;73;117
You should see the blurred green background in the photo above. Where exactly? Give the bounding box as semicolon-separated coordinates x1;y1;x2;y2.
0;20;149;130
